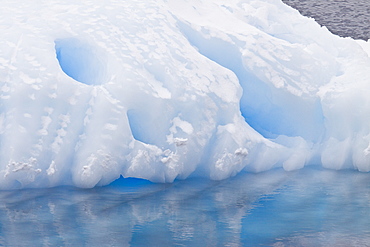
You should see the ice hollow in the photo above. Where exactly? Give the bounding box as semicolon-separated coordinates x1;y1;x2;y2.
55;38;108;85
1;0;370;189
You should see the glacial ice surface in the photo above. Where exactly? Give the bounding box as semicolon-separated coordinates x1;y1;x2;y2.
1;0;370;189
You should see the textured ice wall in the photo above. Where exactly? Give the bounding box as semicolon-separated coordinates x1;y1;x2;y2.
1;0;370;189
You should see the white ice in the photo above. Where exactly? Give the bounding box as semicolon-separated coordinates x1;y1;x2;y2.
1;0;370;189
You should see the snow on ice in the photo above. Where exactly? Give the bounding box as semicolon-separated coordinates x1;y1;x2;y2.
1;0;370;189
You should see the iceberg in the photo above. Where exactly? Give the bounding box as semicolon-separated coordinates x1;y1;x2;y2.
1;0;370;189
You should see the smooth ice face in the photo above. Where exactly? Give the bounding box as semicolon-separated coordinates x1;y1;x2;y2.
1;0;370;189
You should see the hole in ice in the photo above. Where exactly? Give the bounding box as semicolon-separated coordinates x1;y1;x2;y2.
55;38;108;85
127;109;168;146
127;109;152;144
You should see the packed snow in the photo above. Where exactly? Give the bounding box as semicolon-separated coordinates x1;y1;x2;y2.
1;0;370;189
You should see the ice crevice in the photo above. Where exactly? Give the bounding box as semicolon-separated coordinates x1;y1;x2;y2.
177;20;325;143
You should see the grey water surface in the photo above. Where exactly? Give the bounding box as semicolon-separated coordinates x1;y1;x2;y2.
282;0;370;40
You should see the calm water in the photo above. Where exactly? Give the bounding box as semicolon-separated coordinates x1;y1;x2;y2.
3;2;370;246
1;167;370;246
282;0;370;40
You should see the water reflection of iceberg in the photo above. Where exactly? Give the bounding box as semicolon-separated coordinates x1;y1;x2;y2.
1;168;370;245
